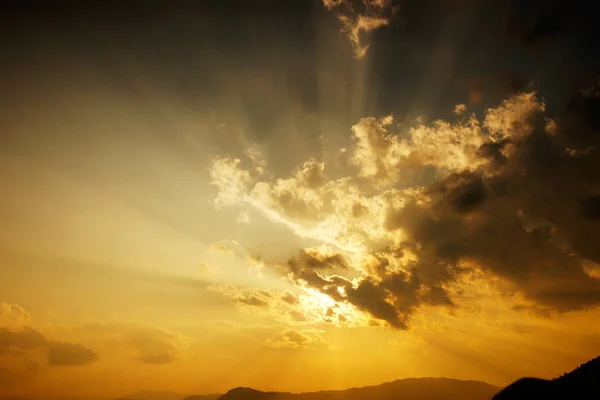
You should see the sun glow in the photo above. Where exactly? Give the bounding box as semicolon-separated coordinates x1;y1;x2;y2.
297;287;372;327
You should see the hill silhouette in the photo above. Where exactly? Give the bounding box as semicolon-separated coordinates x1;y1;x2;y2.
216;378;500;400
493;355;600;400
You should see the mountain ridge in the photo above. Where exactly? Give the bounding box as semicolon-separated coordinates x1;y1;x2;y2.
217;377;500;400
222;377;500;395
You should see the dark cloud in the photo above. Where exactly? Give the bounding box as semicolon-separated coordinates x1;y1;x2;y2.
348;278;406;328
47;341;98;366
282;329;310;345
0;327;47;351
0;327;97;367
76;320;179;365
294;268;350;302
428;172;488;214
268;328;327;349
288;248;348;273
237;296;270;308
384;89;600;313
281;292;300;305
292;263;453;329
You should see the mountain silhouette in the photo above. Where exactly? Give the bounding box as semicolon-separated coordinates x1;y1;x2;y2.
215;378;499;400
493;355;600;400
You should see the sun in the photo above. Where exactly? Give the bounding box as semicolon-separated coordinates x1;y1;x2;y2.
296;287;371;327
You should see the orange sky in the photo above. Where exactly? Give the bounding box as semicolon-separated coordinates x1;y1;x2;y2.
2;0;600;398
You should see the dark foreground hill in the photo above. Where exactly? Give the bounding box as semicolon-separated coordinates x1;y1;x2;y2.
216;378;500;400
493;356;600;400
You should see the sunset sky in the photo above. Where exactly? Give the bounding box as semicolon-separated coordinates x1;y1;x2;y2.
1;0;600;398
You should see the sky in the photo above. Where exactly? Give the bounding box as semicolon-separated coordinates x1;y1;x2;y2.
1;0;600;397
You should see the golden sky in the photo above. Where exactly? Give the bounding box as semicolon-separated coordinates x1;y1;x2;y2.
1;0;600;398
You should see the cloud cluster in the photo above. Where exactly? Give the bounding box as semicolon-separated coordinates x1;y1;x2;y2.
210;81;600;329
321;0;398;59
266;328;327;349
351;112;487;186
46;341;98;366
76;320;182;364
0;303;97;382
208;281;369;328
0;303;31;328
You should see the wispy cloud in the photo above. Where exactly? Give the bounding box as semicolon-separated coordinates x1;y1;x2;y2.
321;0;398;59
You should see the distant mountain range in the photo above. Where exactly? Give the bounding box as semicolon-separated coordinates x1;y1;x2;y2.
0;378;499;400
3;355;599;400
215;378;499;400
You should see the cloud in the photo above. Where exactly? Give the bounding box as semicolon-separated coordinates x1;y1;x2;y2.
454;104;468;115
238;296;270;308
0;304;98;370
76;320;181;364
0;303;31;328
266;329;327;349
351;113;488;187
350;116;409;186
210;282;371;328
47;341;98;366
281;292;300;305
0;330;97;367
385;91;600;312
288;246;348;272
209;284;272;309
338;15;389;59
290;266;451;329
322;0;346;10
244;144;268;176
210;82;600;329
0;327;47;351
210;157;253;207
321;0;397;59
